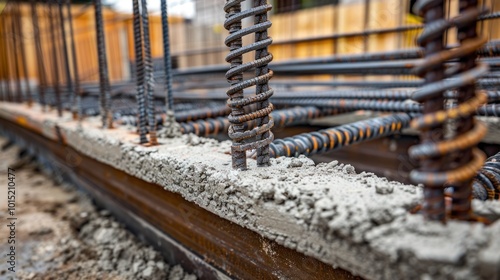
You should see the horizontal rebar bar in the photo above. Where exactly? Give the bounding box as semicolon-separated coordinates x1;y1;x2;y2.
269;113;414;158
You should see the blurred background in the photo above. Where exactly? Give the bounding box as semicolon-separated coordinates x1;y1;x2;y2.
3;0;499;85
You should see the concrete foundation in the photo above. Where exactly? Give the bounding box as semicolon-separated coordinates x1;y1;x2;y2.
1;102;500;280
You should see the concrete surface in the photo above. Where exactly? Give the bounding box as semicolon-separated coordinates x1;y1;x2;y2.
1;102;500;280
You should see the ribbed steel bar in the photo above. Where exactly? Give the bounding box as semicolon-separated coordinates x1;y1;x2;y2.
2;12;12;102
224;0;275;169
66;0;82;120
254;0;274;167
140;0;157;145
93;0;112;128
410;0;488;222
472;151;500;200
271;89;500;101
175;105;231;123
179;106;344;136
160;0;174;112
449;0;487;220
31;0;47;110
49;0;63;116
132;0;148;144
58;0;74;114
224;0;246;169
0;14;7;101
0;26;3;101
272;98;499;116
269;113;413;158
15;3;32;106
10;4;23;103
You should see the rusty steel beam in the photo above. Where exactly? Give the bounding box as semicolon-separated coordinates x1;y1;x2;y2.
0;115;358;280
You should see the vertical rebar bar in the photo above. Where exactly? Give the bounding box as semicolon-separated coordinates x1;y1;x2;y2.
254;0;273;167
1;15;12;102
66;0;82;120
58;0;74;113
413;0;447;222
0;17;4;101
31;0;47;110
49;0;63;116
15;4;32;106
11;5;23;103
140;0;157;145
93;0;112;128
363;0;371;53
450;0;481;220
225;0;246;169
160;0;174;112
132;0;148;144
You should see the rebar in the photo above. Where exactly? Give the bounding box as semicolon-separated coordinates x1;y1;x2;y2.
472;152;500;200
49;0;63;116
94;0;112;128
270;113;413;158
15;4;32;106
224;0;275;170
66;0;82;120
0;14;12;102
140;0;157;145
176;105;231;123
448;0;487;220
272;98;499;117
10;4;22;103
411;0;488;222
179;106;344;136
160;0;174;112
58;0;74;114
31;0;47;110
132;0;148;144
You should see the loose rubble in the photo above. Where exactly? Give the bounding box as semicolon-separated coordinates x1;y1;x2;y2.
0;137;196;280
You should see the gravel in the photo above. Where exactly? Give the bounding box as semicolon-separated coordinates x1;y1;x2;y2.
0;137;197;280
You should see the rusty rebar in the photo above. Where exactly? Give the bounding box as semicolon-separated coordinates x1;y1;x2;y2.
270;113;413;158
31;0;47;110
132;0;148;144
140;0;157;145
160;0;174;112
10;4;22;103
93;0;112;128
66;0;82;120
58;0;74;114
224;0;275;170
449;0;487;220
411;0;488;222
15;4;32;106
49;0;63;116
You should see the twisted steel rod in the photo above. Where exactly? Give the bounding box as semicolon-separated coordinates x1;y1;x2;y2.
66;0;82;120
132;0;148;144
10;4;23;103
140;0;157;145
272;98;499;117
179;106;343;136
58;0;74;114
224;0;275;169
31;0;47;109
49;0;63;116
269;113;413;158
93;0;112;128
160;0;174;112
15;4;32;105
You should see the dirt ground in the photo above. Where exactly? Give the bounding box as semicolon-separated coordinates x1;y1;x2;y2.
0;136;197;280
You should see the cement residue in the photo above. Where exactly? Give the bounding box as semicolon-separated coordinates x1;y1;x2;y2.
158;110;182;138
2;103;500;279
